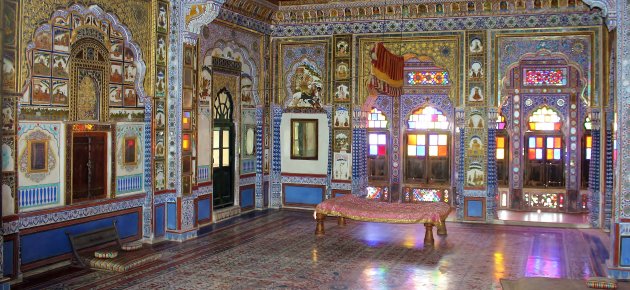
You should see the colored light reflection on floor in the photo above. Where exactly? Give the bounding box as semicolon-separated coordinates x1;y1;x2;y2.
525;234;563;278
362;266;389;290
494;252;505;280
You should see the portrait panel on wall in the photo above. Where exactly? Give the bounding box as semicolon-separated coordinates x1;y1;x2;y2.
336;40;349;57
333;82;350;102
111;27;124;39
335;60;350;80
468;136;484;156
84;14;96;26
468;86;484;102
334;130;351;152
32;78;51;104
468;61;483;79
288;64;323;108
52;54;69;78
33;51;51;76
184;46;194;66
124;137;137;165
183;89;193;109
467;114;485;129
157;2;168;33
109;85;123;106
51;80;68;105
53;28;70;52
155;131;165;157
34;29;52;50
466;160;485;187
333;152;351;180
2;50;16;90
123;87;136;107
241;75;254;107
124;47;134;63
155;160;165;190
155;100;166;129
111;62;124;83
53;15;70;27
334;105;350;128
242;125;256;157
156;35;167;66
199;57;211;106
3;2;17;47
156;67;166;97
100;20;110;35
110;39;124;61
124;63;136;83
1;101;15;132
469;37;483;53
72;14;83;29
182;176;191;196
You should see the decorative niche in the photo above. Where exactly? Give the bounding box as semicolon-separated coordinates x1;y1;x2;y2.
123;137;138;165
290;119;318;160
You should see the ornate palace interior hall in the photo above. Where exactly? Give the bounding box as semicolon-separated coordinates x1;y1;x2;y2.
1;0;630;288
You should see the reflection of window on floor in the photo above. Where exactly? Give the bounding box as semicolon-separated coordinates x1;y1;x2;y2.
405;107;450;185
367;108;388;183
525;107;564;188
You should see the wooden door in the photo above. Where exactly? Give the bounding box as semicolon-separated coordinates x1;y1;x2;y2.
72;132;107;202
212;125;234;209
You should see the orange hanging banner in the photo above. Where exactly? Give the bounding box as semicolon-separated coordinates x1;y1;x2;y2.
368;42;404;97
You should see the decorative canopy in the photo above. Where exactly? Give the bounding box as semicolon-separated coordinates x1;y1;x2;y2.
369;42;404;97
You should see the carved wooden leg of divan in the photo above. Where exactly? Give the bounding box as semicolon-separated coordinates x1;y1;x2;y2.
315;213;326;236
437;217;447;235
424;223;434;246
337;216;346;226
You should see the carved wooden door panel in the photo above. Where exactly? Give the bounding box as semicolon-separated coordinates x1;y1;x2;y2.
72;132;107;201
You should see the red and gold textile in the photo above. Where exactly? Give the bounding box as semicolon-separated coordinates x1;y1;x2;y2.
369;43;404;97
315;195;451;225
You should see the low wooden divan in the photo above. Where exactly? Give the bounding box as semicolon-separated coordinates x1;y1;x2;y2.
314;194;451;245
66;222;161;272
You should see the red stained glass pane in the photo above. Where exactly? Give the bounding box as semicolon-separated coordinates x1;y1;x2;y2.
378;145;386;156
528;149;536;160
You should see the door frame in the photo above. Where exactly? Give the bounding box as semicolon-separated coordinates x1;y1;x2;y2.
212;122;235;209
65;123;114;204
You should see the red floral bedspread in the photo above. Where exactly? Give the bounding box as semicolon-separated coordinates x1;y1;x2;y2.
315;195;451;225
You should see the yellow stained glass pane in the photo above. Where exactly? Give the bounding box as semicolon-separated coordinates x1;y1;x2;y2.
546;149;553;160
497;137;505;148
586;136;592;148
408;134;417;145
536;137;543;148
554;137;561;148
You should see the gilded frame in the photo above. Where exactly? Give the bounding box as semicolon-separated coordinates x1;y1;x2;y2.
290;119;318;160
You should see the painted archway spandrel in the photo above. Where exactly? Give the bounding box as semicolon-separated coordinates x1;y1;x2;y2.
19;0;153;92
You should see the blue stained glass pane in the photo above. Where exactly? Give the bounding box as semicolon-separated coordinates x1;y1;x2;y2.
370;145;378;155
418;146;425;156
529;137;536;148
554;149;561;160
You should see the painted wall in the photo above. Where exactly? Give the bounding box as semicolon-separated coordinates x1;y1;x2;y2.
16;122;65;211
115;122;145;195
280;113;329;175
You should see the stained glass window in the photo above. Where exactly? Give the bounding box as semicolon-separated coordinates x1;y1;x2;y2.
368;108;388;128
406;71;450;85
528;136;561;160
408;106;449;130
412;188;441;202
528;107;562;131
369;133;387;156
523;68;567;86
585;136;592;160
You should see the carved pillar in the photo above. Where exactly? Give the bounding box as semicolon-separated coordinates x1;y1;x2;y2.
391;96;401;201
487;108;498;219
589;108;601;227
455;108;465;219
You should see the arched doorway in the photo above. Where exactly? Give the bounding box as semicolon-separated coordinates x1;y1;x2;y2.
212;87;235;209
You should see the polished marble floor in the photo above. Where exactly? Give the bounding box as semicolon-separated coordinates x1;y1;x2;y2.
14;210;611;290
497;209;590;226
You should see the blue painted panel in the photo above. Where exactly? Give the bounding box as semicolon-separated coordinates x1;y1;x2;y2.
3;240;13;276
467;200;483;218
21;212;139;264
284;185;323;205
620;237;630;267
241;188;254;208
197;198;211;221
167;202;177;230
155;206;165;237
